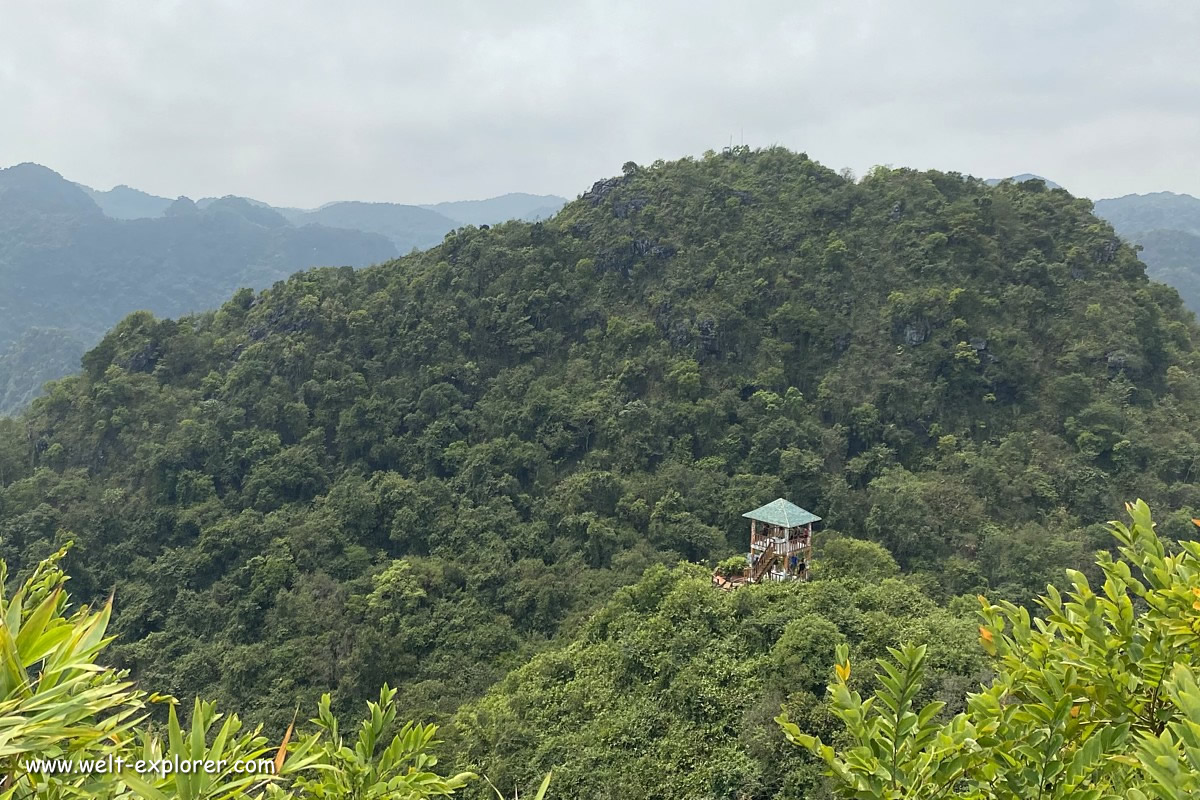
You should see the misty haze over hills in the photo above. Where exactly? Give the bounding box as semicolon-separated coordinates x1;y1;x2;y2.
0;162;566;414
984;173;1063;189
81;182;565;250
1093;191;1200;315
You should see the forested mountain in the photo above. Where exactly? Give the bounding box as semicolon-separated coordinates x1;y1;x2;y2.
1124;228;1200;315
1094;191;1200;237
2;169;568;416
0;163;399;416
0;328;88;414
3;148;1200;797
1092;191;1200;313
978;184;1200;317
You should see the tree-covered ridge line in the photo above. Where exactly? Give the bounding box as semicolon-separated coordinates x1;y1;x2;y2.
2;147;1200;768
0;163;567;417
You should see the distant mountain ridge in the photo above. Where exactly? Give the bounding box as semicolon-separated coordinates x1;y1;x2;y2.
1091;191;1200;313
0;162;397;415
80;179;568;250
421;193;566;226
1093;191;1200;238
80;183;175;219
0;164;568;415
287;202;457;253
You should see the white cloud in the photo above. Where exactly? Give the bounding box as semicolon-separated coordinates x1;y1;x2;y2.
1;0;1197;205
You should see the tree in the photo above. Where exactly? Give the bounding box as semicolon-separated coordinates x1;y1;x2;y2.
779;500;1200;799
289;687;474;799
0;543;145;798
0;544;500;800
810;536;899;582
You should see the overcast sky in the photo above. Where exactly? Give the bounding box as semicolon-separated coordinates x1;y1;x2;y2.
2;1;1197;207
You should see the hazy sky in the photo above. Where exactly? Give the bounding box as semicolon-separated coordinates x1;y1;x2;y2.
2;1;1197;207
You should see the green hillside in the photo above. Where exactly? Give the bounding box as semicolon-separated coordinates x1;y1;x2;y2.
452;551;982;799
0;164;398;416
1;167;569;416
1092;192;1200;314
3;146;1199;758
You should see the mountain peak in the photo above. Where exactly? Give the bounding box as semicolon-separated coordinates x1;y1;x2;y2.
0;163;103;218
4;161;65;180
984;173;1062;190
164;196;199;217
203;195;291;228
82;183;175;219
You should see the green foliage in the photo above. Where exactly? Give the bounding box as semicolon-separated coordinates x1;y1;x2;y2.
0;545;492;800
810;535;899;582
0;544;146;798
715;554;747;576
780;500;1200;799
4;149;1200;745
120;698;317;800
485;771;551;800
0;163;397;416
291;686;473;799
453;564;982;799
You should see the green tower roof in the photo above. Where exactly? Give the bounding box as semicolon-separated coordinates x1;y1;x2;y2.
742;498;820;528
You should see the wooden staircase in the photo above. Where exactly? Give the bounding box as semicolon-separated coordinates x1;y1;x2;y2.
749;541;777;582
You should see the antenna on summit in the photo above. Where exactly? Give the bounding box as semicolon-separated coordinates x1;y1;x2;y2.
722;130;746;156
